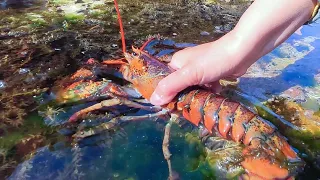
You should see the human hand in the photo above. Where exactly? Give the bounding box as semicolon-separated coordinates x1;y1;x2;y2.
149;32;248;106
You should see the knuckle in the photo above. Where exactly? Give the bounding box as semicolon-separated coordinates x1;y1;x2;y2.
192;66;205;85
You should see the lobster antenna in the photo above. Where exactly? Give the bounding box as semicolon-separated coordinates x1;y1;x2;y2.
113;0;126;53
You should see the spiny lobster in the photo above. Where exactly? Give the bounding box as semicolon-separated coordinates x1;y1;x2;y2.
56;1;305;179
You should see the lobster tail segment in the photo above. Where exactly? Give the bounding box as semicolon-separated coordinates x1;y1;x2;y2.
241;157;291;180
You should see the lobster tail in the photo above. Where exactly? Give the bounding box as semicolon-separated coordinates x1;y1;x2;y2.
241;156;291;180
174;88;303;179
241;132;303;179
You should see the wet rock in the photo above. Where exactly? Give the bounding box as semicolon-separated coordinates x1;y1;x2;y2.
280;86;306;102
84;19;104;26
315;73;320;84
213;25;224;33
2;27;10;32
14;135;46;160
0;128;6;137
75;0;84;3
56;7;63;13
223;24;233;32
6;31;29;38
304;109;314;118
18;68;30;74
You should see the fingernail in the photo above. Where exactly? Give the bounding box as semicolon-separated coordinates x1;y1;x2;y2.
169;62;179;70
150;92;164;105
169;60;183;70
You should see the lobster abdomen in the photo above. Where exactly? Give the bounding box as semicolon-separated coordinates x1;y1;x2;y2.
174;88;302;179
176;89;260;143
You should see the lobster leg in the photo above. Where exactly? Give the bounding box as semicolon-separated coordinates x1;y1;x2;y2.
73;109;169;139
162;114;180;180
101;58;127;65
68;97;162;123
57;71;143;104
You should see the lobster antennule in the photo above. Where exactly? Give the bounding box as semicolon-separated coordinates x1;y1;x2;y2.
122;46;142;63
113;0;126;54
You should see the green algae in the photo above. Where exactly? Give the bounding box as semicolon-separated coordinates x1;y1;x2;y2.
64;13;85;24
256;103;320;161
50;0;74;5
184;132;207;171
184;132;244;179
0;113;57;151
26;13;47;28
0;133;25;151
314;109;320;117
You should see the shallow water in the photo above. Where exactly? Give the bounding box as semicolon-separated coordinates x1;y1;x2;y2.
1;0;320;179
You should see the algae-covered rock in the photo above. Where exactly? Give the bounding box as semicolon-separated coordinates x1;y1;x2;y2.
258;97;320;173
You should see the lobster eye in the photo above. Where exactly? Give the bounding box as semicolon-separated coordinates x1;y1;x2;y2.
132;52;137;56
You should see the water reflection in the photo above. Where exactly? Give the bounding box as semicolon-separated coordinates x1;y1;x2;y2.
239;23;320;103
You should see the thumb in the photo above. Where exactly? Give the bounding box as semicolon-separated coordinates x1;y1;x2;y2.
150;62;204;105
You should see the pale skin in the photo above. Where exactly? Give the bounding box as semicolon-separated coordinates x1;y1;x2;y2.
150;0;318;106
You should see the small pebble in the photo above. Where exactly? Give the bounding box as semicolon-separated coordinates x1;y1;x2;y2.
75;0;84;3
223;24;233;32
172;32;177;36
56;7;63;13
20;51;28;56
18;68;30;74
214;25;224;33
200;31;210;36
0;80;7;89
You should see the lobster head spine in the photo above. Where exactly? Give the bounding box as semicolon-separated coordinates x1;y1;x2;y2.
122;46;174;100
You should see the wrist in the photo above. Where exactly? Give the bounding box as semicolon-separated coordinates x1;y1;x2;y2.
218;0;317;71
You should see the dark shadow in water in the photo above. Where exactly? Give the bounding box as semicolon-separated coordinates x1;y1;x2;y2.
0;0;44;10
